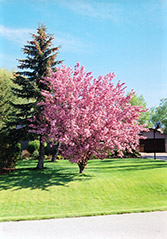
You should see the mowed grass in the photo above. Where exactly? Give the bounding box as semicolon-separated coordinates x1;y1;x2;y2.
0;157;167;221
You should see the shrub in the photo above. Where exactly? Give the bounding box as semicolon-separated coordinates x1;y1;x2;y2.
123;149;140;158
31;149;39;160
107;149;140;158
21;150;31;159
0;141;21;171
27;140;40;154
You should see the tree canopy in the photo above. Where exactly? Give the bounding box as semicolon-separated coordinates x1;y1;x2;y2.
30;63;147;173
150;98;167;133
130;93;151;127
0;69;15;131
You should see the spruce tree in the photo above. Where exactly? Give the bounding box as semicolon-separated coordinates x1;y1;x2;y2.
12;23;62;169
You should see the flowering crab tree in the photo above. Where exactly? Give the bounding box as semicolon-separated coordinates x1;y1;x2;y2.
30;63;147;173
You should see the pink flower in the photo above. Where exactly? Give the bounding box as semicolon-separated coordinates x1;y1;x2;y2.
29;63;148;171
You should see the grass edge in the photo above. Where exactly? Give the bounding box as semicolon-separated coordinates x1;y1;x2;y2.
1;207;167;222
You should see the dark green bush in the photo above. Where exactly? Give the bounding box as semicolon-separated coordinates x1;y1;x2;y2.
107;149;140;158
0;141;21;170
123;149;140;158
27;140;40;154
31;149;39;159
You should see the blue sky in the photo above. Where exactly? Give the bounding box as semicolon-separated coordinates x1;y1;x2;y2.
0;0;167;108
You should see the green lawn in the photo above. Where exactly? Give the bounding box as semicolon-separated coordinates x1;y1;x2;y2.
0;158;167;222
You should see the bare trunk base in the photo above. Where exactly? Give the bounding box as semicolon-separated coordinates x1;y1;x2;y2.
51;142;60;162
51;154;57;162
36;159;44;169
78;161;87;174
36;137;45;169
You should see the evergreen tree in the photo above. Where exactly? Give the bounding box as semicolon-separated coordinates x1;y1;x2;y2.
12;23;62;169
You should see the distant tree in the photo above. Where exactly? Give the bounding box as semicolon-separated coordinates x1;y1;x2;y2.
0;69;22;171
30;63;147;173
130;93;151;127
11;23;62;169
150;98;167;133
0;69;14;130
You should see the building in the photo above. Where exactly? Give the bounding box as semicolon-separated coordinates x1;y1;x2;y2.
139;129;167;153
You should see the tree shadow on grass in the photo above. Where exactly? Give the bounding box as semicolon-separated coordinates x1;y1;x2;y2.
1;158;166;191
90;158;167;172
0;162;92;191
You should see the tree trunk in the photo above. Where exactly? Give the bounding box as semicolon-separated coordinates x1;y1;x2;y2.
51;152;57;162
51;142;60;162
78;161;86;174
36;136;45;169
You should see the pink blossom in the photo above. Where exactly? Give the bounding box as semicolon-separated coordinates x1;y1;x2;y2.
30;63;148;173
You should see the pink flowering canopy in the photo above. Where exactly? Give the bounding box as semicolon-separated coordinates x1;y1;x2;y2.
30;63;147;173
